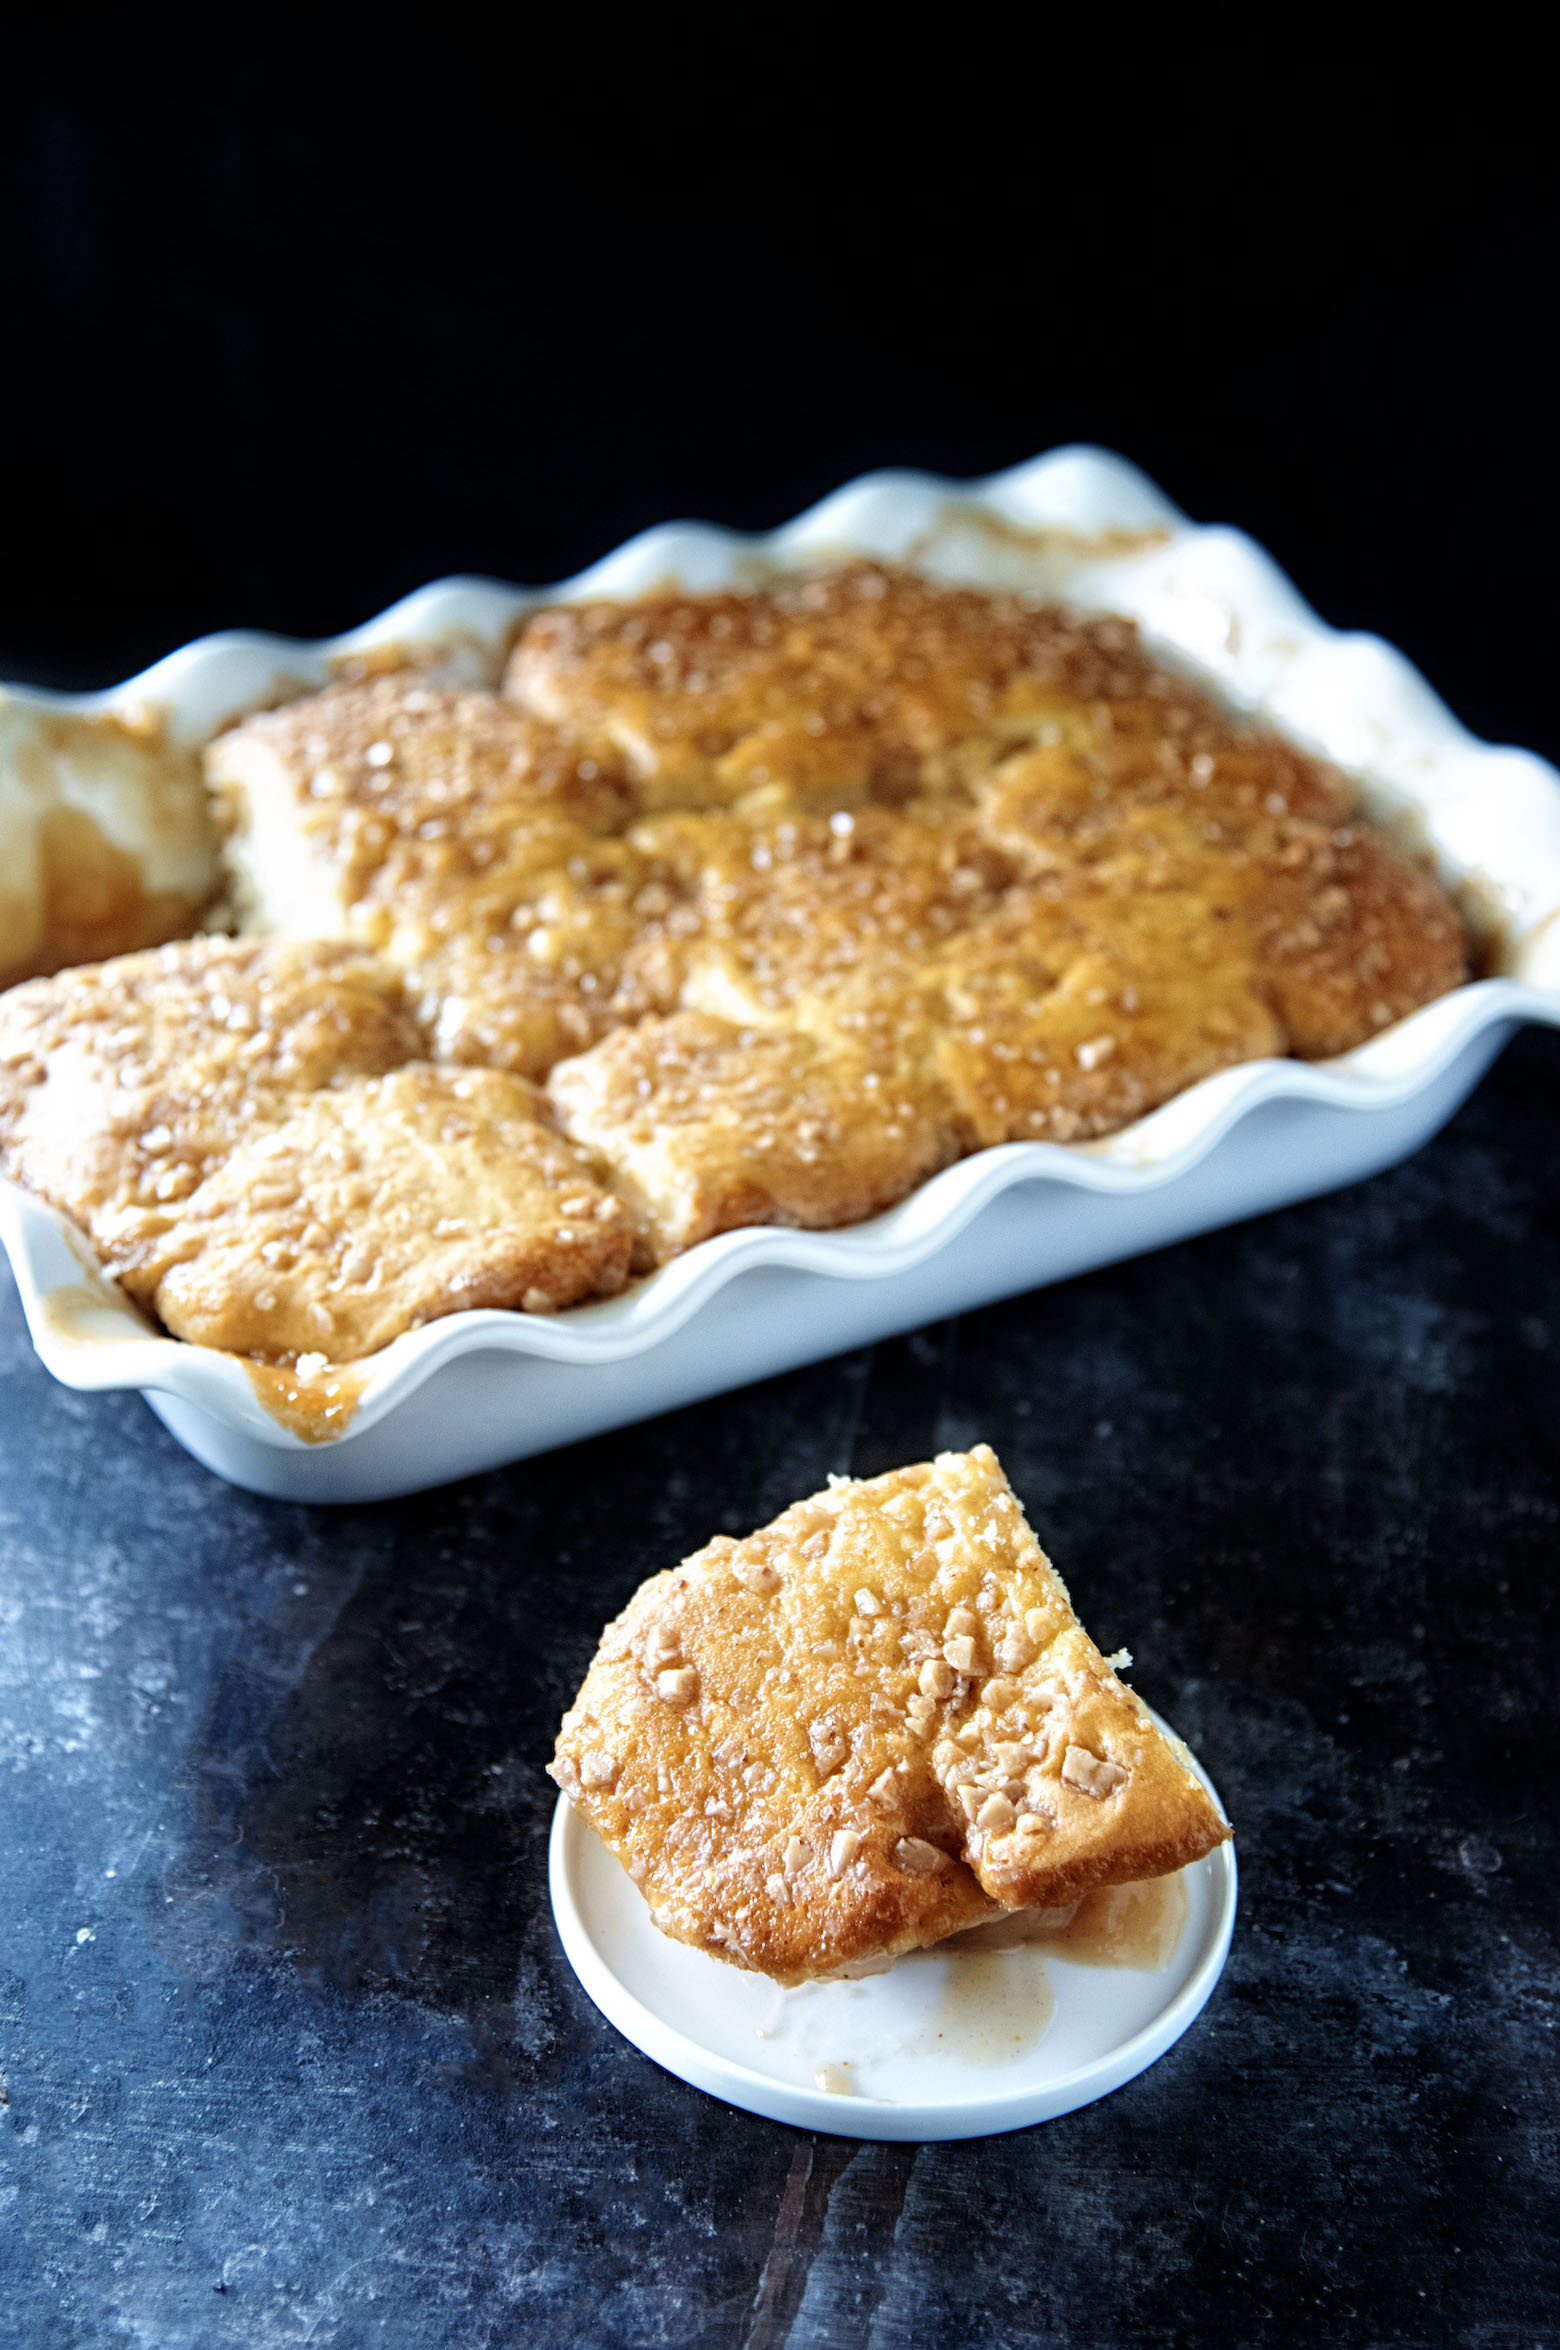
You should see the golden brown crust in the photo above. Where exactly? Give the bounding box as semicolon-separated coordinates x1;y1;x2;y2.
403;836;683;1079
0;942;633;1352
211;566;1464;1132
547;1009;957;1259
0;936;423;1303
551;1445;1230;1984
207;675;632;944
152;1064;635;1360
977;732;1468;1057
504;565;1187;807
927;880;1287;1145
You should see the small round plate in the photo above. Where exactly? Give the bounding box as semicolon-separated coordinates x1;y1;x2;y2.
549;1708;1236;2141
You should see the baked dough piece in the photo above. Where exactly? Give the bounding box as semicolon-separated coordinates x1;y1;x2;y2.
551;1444;1229;1984
207;678;685;1078
618;804;1288;1150
153;1064;635;1359
406;837;686;1079
0;936;422;1303
205;676;631;951
633;802;1014;1033
928;881;1287;1146
546;1009;956;1262
504;563;1183;809
977;727;1467;1056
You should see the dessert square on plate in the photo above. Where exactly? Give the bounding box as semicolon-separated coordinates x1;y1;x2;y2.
550;1445;1228;1986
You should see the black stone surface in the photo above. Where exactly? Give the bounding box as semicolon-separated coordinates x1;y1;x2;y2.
1;1032;1557;2349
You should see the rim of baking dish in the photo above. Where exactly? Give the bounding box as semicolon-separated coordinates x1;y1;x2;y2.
4;444;1560;1447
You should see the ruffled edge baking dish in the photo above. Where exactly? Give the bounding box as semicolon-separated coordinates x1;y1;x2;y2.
3;445;1558;1500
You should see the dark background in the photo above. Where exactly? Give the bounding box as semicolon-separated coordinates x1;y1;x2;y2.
2;42;1557;2350
3;46;1556;767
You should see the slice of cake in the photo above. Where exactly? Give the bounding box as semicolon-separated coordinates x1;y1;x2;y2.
550;1444;1229;1984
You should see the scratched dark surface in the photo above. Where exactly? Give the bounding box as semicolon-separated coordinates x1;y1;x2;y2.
1;1029;1557;2349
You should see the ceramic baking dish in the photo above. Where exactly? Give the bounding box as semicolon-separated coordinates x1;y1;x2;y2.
3;446;1558;1501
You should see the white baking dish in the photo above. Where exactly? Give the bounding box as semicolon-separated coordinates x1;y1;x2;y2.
3;446;1558;1501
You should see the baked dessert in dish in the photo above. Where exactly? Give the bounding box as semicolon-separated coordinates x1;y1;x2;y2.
0;562;1468;1369
549;1444;1229;1985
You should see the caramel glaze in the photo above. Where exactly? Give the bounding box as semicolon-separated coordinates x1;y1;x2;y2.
907;1870;1191;2066
39;1277;368;1441
945;1868;1190;1968
241;1358;370;1443
36;1280;156;1347
2;709;218;987
0;807;210;989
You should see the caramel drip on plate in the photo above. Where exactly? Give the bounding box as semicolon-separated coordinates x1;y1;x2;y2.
944;1869;1189;1967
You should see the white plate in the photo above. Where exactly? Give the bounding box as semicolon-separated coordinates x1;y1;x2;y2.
548;1706;1236;2141
4;445;1560;1500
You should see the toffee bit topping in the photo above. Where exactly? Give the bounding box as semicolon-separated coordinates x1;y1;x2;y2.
1061;1745;1130;1798
655;1665;698;1706
895;1836;947;1874
828;1830;861;1877
579;1749;619;1788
